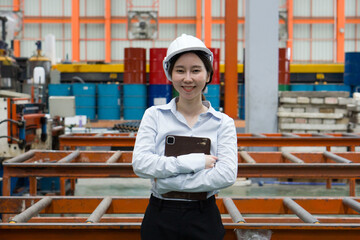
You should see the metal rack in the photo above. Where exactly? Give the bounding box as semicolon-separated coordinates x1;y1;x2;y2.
3;150;360;196
0;196;360;239
59;132;360;150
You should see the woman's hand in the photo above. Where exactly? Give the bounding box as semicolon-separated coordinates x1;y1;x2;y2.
205;155;218;169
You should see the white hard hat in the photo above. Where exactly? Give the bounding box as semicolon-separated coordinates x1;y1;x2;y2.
163;34;213;81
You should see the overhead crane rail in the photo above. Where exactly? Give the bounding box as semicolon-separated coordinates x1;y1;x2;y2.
1;196;360;239
2;150;360;196
59;132;360;151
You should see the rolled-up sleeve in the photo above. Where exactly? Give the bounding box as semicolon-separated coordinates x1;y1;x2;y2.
132;107;206;179
156;116;238;193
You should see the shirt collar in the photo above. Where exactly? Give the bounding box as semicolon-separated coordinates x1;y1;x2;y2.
157;97;222;120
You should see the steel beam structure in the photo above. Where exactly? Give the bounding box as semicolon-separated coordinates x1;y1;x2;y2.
1;197;360;239
59;133;360;151
3;151;360;196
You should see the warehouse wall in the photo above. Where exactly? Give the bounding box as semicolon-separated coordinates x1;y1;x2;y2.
0;0;359;64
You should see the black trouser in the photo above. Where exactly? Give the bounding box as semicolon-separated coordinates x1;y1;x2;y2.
141;195;225;240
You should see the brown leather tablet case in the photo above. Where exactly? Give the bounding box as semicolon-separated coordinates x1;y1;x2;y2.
162;135;211;200
164;135;211;157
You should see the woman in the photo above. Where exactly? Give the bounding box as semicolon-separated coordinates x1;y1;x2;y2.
132;34;238;240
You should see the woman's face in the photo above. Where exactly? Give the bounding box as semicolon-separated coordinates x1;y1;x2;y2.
171;52;209;101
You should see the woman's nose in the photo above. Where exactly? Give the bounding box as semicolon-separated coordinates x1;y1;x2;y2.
184;72;192;81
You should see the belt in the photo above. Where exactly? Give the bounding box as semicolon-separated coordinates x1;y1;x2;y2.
151;195;215;209
162;191;207;200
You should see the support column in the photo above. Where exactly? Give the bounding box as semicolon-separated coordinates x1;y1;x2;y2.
245;0;279;133
336;0;345;63
196;0;202;39
204;0;212;47
71;0;80;62
287;0;293;62
13;39;20;57
105;0;111;63
224;0;238;119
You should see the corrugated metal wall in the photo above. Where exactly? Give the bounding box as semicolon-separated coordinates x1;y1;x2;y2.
1;0;359;63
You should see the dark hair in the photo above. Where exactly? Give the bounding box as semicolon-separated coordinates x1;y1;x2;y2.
167;50;214;87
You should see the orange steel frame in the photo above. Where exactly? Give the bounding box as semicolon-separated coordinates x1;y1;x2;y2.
59;132;360;151
1;196;360;239
3;150;360;196
12;0;354;63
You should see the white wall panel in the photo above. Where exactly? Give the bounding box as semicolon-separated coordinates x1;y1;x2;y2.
312;41;333;61
158;24;176;39
176;0;196;17
88;41;105;60
293;41;310;62
24;0;40;16
345;40;356;52
20;40;38;58
345;24;360;52
0;0;13;10
345;24;356;38
211;0;225;17
80;41;105;60
23;23;40;39
111;0;127;16
62;41;72;61
345;0;356;16
293;0;310;17
312;0;334;17
159;0;176;17
294;24;310;38
111;41;129;61
41;24;63;39
312;24;333;39
80;0;105;17
87;24;104;38
176;24;196;36
111;24;127;38
42;1;63;16
238;0;245;17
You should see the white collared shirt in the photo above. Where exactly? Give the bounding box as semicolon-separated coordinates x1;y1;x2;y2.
132;97;238;200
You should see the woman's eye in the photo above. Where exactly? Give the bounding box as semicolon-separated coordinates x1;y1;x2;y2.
175;69;184;73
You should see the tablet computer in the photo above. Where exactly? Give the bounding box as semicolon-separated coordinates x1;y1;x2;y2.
165;135;211;157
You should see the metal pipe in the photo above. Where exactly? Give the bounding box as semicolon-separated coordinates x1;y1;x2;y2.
283;197;319;224
86;197;112;223
94;133;104;137
57;151;80;163
9;197;52;223
312;133;332;138
252;133;266;138
342;133;360;138
323;151;352;163
282;151;304;164
282;133;300;138
343;197;360;213
5;150;35;163
239;151;256;164
106;151;122;164
223;198;245;223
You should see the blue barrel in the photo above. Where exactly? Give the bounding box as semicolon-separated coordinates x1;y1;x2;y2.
148;84;172;107
344;52;360;86
238;84;245;120
48;84;72;96
72;83;96;120
314;84;351;92
97;84;120;120
290;84;315;91
204;84;220;110
123;84;147;120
